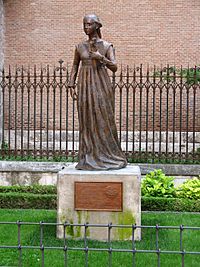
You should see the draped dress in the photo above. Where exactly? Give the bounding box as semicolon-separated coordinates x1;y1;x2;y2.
69;39;127;170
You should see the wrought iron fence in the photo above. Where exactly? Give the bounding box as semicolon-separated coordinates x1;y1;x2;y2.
0;221;200;267
0;61;200;163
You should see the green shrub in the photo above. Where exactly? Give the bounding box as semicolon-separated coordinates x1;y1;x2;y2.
0;192;56;209
1;184;200;212
0;185;56;194
154;66;200;85
141;169;176;198
142;197;200;212
176;177;200;200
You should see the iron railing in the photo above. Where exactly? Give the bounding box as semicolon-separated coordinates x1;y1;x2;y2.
0;61;200;163
0;221;200;267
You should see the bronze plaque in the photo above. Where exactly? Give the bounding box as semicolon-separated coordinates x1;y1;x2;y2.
74;182;123;211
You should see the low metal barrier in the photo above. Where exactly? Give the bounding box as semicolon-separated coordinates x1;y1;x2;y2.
0;221;200;267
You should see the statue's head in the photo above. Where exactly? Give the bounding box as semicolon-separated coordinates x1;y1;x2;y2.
83;14;102;38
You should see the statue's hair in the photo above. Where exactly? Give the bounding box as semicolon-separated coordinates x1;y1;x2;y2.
83;14;102;38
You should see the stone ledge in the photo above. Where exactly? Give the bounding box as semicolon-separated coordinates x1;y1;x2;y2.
0;162;199;186
136;163;200;176
0;161;199;176
0;161;70;172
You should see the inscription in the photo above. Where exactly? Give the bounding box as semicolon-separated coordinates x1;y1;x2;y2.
75;182;123;211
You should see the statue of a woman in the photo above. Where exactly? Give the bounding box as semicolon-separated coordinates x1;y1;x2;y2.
68;14;127;170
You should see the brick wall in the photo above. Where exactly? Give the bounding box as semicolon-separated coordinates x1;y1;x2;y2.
3;0;200;68
1;1;200;139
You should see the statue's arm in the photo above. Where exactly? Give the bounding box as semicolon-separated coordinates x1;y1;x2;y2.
89;44;117;72
102;45;117;73
68;46;80;88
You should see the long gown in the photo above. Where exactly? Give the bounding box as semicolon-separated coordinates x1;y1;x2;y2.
69;39;127;170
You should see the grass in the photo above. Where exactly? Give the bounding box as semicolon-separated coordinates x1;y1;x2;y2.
0;210;200;266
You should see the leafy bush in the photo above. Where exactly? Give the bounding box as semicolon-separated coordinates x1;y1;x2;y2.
176;177;200;200
141;169;176;198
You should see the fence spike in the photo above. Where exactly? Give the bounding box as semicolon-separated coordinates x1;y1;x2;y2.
133;64;136;81
126;65;129;83
153;65;156;83
139;64;143;83
147;64;149;81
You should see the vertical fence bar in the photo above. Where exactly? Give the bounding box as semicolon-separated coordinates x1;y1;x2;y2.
33;65;37;158
132;65;136;158
126;66;129;154
63;223;68;267
192;82;196;161
40;67;44;159
20;66;24;158
172;68;176;162
156;224;160;267
65;65;69;159
8;66;11;157
27;67;31;157
119;67;123;144
165;65;169;162
139;64;143;159
186;75;189;162
46;65;50;159
132;224;136;267
179;67;183;161
53;67;56;158
14;67;18;158
59;60;63;157
40;221;45;267
108;223;112;267
180;225;185;267
192;66;197;162
152;66;156;162
84;223;88;267
159;66;163;161
17;221;22;267
146;65;149;161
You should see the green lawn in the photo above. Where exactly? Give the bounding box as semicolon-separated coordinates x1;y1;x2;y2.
0;210;200;267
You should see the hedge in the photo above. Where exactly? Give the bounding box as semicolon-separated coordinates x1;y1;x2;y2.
142;197;200;212
0;193;56;209
0;193;200;212
0;185;56;194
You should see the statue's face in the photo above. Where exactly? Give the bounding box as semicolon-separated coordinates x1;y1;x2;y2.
83;17;96;35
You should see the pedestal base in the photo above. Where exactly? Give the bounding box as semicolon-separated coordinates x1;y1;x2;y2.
57;164;141;241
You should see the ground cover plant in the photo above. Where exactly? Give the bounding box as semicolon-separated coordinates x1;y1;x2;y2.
141;169;176;198
0;209;200;267
141;170;200;212
176;177;200;200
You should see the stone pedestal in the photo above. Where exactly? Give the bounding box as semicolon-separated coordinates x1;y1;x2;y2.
57;164;141;241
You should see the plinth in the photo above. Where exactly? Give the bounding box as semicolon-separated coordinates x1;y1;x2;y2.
57;164;141;241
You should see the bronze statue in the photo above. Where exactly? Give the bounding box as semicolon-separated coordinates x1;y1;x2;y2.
68;14;127;170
